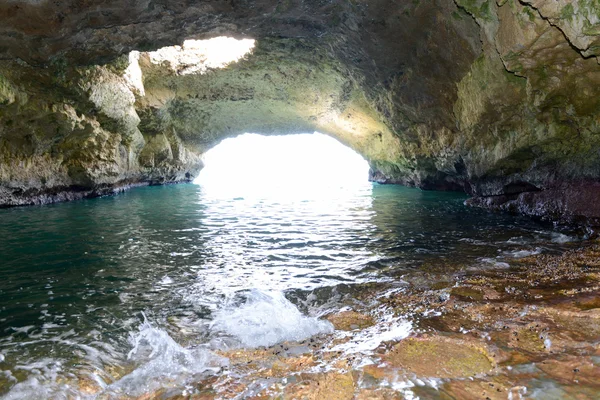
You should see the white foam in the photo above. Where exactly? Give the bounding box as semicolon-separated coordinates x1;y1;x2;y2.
389;379;418;399
332;317;412;354
507;236;531;245
41;323;62;330
479;258;510;268
105;316;226;397
210;290;334;348
550;232;575;244
509;248;541;258
8;326;34;334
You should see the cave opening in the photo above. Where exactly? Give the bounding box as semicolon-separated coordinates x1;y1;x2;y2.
194;132;371;199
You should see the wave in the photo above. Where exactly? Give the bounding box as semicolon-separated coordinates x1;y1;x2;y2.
210;290;334;348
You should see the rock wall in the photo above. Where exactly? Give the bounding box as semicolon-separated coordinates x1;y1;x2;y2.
449;0;600;225
1;0;600;225
0;59;202;206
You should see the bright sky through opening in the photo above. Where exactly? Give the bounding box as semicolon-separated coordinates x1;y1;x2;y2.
194;133;371;199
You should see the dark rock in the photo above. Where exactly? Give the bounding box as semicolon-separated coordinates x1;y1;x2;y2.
466;182;600;227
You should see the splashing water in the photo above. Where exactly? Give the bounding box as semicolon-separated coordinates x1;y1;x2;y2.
210;290;334;348
105;315;226;398
332;316;412;354
0;359;75;400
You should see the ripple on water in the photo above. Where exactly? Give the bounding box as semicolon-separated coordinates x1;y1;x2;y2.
0;182;584;398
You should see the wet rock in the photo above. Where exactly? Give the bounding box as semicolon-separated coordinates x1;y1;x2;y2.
540;308;600;342
384;336;495;379
440;378;512;400
450;286;485;301
576;295;600;310
361;364;394;382
536;357;600;387
76;374;103;396
326;310;375;331
430;281;453;291
60;245;600;398
506;323;550;354
269;354;317;378
466;184;600;227
217;345;317;379
356;388;404;400
284;372;355;400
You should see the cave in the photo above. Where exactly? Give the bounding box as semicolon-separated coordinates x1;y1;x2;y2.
2;0;600;224
2;0;600;398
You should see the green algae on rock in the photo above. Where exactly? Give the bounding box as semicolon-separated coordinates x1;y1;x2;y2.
385;336;495;378
326;310;376;331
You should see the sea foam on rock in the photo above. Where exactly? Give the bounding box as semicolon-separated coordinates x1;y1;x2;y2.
105;317;226;397
210;290;334;348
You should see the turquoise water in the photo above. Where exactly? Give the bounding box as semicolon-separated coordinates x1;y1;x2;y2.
0;183;579;397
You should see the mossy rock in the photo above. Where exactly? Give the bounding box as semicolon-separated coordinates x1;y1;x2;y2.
450;286;485;301
284;372;355;400
431;281;452;290
455;0;494;21
0;74;16;105
385;336;494;378
507;325;547;353
326;310;375;331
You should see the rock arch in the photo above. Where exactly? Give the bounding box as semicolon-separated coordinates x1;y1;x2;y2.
2;0;600;224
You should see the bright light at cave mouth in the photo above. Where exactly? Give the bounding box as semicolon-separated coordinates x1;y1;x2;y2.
194;133;371;199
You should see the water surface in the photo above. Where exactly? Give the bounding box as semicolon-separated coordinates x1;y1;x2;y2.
0;182;580;398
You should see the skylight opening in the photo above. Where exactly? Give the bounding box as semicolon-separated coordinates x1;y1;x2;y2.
145;37;255;75
123;36;255;94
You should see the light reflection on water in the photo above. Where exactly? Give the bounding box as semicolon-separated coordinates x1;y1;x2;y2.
195;182;377;294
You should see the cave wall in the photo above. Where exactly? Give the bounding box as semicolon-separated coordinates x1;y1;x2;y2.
452;0;600;224
0;59;202;205
1;0;600;225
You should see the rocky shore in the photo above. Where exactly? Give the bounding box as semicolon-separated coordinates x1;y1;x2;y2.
53;243;600;399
